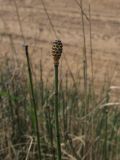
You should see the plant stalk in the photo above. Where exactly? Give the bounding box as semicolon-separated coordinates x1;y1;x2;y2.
104;108;108;160
24;45;42;160
54;64;62;160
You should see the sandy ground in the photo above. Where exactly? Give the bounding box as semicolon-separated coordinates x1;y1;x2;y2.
0;0;120;96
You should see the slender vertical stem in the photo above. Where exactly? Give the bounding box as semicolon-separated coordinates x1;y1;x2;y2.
88;3;95;159
80;0;88;93
24;45;42;160
48;106;56;160
80;1;88;158
54;64;61;160
40;59;44;106
89;3;94;88
104;108;108;160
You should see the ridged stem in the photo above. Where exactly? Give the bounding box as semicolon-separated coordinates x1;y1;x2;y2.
24;45;42;160
54;64;62;160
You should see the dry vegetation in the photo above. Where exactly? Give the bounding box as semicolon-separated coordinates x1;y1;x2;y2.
0;0;120;159
0;0;120;85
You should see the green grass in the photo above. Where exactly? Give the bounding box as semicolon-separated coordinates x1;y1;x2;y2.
0;55;120;160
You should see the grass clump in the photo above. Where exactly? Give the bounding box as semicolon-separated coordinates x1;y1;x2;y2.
0;53;120;160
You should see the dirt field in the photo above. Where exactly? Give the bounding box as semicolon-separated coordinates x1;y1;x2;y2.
0;0;120;91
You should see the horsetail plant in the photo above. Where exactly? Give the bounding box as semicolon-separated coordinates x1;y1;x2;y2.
24;45;42;160
52;40;63;160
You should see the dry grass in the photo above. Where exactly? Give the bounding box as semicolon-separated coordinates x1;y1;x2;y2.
0;0;120;159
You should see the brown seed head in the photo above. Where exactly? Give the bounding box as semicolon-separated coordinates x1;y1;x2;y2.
52;40;63;65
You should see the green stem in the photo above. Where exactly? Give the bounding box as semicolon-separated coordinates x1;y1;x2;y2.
54;64;62;160
25;45;42;160
104;108;108;160
48;107;55;160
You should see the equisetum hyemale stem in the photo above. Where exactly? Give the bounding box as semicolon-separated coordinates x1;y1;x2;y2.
52;40;63;160
24;45;42;160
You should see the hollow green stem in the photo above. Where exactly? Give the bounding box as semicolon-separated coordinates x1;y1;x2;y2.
54;64;61;160
24;45;42;160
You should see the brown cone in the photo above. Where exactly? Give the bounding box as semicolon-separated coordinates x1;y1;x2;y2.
52;40;63;65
